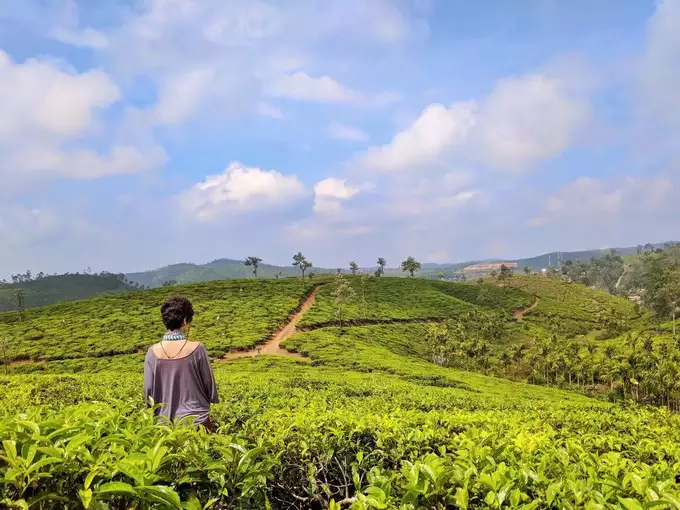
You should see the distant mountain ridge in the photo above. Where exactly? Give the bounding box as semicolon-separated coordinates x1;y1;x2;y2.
124;241;676;288
125;258;336;288
1;242;673;312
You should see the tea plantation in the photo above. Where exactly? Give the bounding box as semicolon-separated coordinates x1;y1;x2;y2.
2;276;680;509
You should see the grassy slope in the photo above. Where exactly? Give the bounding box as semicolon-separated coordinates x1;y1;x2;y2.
498;275;642;322
299;277;533;327
4;278;680;506
0;274;136;312
0;279;313;361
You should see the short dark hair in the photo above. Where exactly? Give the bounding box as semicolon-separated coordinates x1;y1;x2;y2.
161;296;194;330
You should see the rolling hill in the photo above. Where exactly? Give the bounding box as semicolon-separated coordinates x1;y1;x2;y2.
0;273;136;312
125;258;335;287
1;275;680;508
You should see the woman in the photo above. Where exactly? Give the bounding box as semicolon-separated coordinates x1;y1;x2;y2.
144;296;218;430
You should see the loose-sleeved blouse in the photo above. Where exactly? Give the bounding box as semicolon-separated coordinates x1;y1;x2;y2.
143;343;218;425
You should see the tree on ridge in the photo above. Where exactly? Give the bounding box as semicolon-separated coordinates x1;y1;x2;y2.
401;256;421;278
376;258;387;277
244;256;263;278
292;252;312;281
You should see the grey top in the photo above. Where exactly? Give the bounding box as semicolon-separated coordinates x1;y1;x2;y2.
143;343;219;425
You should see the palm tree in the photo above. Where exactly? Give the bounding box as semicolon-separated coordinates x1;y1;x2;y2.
292;252;312;281
401;256;421;278
376;258;387;277
244;256;263;278
349;261;359;275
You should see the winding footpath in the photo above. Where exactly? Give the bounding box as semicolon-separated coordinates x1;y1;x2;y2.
513;297;540;320
221;287;319;361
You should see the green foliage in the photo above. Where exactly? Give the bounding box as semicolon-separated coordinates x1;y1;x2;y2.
500;275;641;324
400;257;421;277
299;277;532;327
292;253;312;281
3;275;680;507
0;274;137;312
244;257;263;278
3;362;680;507
0;279;312;361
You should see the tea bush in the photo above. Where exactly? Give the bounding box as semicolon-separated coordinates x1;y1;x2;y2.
0;279;312;361
3;363;680;508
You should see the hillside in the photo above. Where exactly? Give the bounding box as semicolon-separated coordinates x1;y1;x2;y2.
125;258;334;287
2;276;680;507
0;273;136;312
516;241;673;270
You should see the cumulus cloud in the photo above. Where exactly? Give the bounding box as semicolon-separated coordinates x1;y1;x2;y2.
359;72;589;174
470;74;589;172
0;50;119;138
180;162;306;221
0;51;165;187
327;122;369;141
313;177;367;214
360;102;476;172
103;0;416;122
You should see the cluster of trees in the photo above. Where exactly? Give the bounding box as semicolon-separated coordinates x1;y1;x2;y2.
426;315;680;410
426;311;508;368
1;270;146;289
239;255;424;280
511;333;680;410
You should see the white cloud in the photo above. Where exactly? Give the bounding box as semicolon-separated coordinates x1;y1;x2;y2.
0;50;119;139
258;103;284;119
101;0;415;123
50;26;108;49
152;68;216;125
181;162;306;221
528;176;673;229
267;72;363;103
360;102;476;172
45;0;109;49
313;177;366;214
7;144;167;180
359;72;589;174
639;0;680;125
471;74;589;172
327;122;369;141
0;50;165;186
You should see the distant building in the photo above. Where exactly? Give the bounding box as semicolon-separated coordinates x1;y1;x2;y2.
462;262;518;276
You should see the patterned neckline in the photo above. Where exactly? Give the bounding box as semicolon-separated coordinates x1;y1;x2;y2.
163;331;186;341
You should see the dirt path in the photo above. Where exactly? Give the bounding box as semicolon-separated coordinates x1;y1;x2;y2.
221;287;319;361
513;297;539;320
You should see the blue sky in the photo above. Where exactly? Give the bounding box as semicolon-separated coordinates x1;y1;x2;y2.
0;0;679;276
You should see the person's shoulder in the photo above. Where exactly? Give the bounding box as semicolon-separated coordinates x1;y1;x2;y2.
145;344;159;359
187;341;205;354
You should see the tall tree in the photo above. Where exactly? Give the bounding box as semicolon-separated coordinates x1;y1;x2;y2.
499;264;514;283
376;257;387;277
244;256;263;278
292;252;312;281
523;266;531;275
660;269;680;337
349;261;359;275
15;288;25;321
332;272;356;331
401;256;421;277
